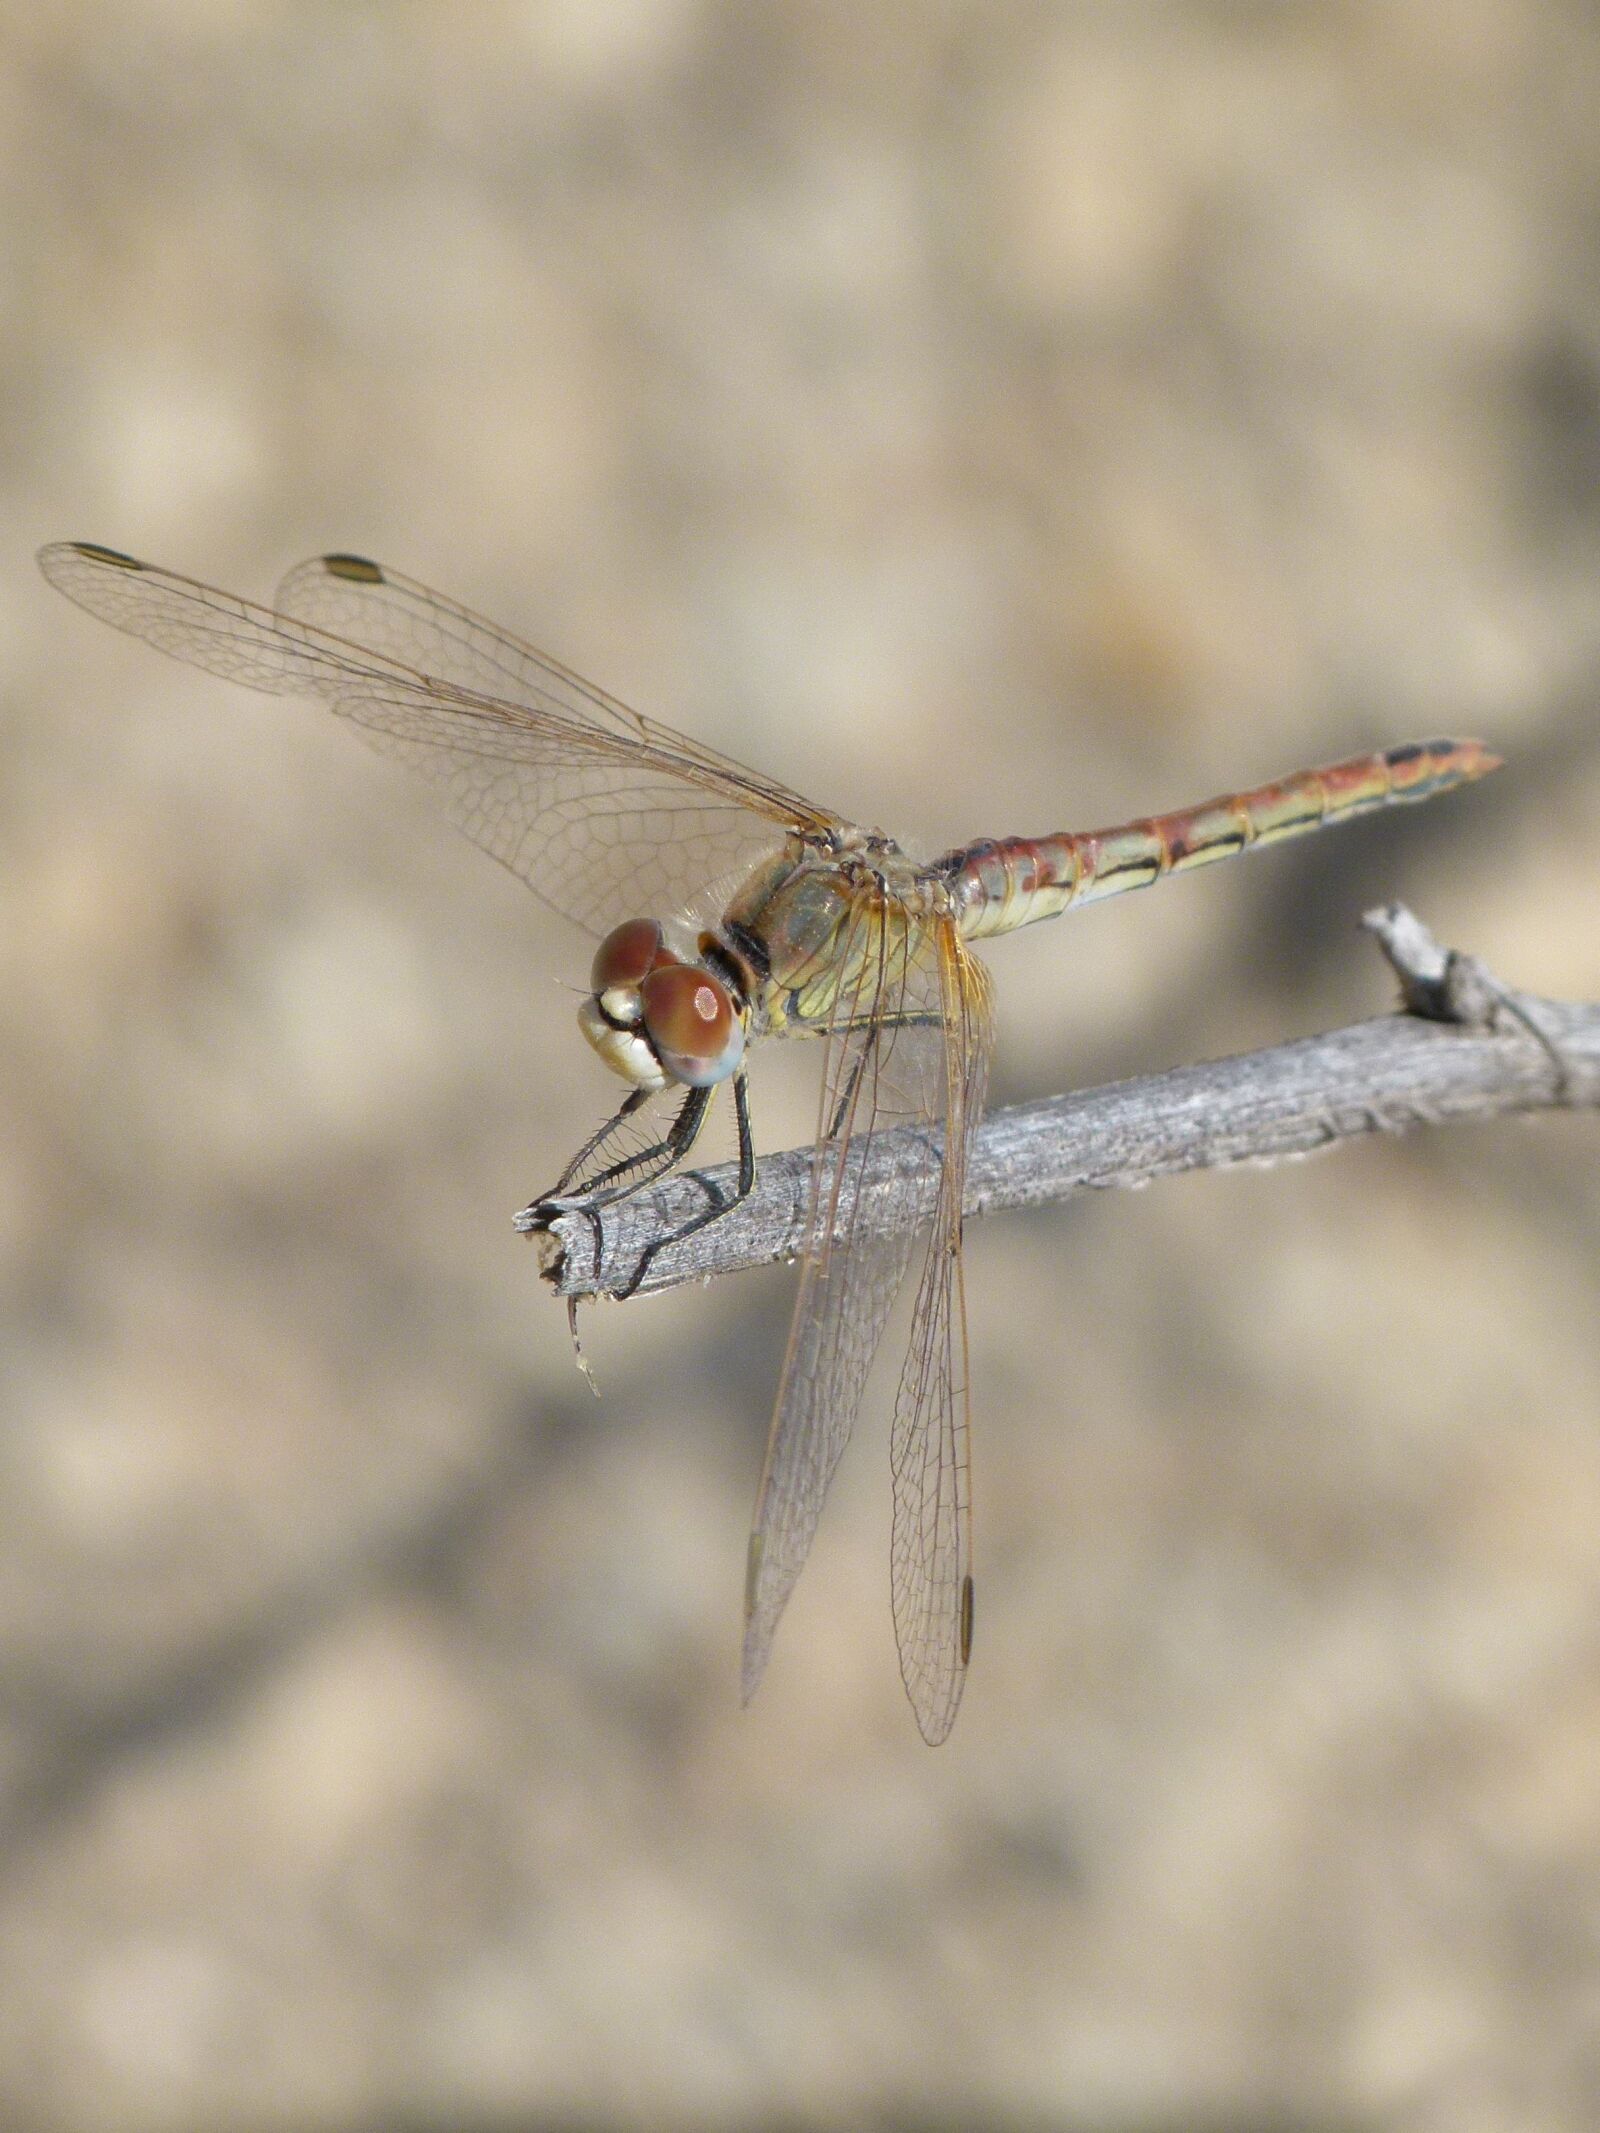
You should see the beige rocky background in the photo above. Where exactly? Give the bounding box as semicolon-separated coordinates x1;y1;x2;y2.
3;4;1600;2129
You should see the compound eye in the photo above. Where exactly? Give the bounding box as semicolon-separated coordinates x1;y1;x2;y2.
640;963;745;1087
591;918;668;995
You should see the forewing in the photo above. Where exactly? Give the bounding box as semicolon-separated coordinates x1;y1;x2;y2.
741;893;952;1711
272;554;829;824
39;543;835;938
889;928;994;1744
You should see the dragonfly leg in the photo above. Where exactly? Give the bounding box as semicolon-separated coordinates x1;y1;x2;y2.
811;1008;946;1142
528;1080;719;1298
537;1082;715;1216
614;1069;757;1299
542;1085;654;1202
824;1038;870;1145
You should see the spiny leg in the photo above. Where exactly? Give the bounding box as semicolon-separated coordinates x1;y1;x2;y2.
824;1032;871;1146
540;1085;653;1203
533;1080;719;1309
616;1068;757;1299
537;1082;715;1218
820;1008;945;1142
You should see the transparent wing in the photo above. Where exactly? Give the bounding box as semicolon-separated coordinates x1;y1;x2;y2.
889;930;994;1743
741;891;957;1716
39;542;842;938
270;553;831;824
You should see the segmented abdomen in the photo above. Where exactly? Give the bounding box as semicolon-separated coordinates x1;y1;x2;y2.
946;737;1500;942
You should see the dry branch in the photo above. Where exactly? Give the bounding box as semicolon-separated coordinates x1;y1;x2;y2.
524;906;1598;1301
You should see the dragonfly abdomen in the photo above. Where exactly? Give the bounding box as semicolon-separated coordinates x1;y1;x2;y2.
946;737;1500;941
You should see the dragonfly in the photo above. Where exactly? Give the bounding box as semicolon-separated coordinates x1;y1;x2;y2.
39;540;1501;1742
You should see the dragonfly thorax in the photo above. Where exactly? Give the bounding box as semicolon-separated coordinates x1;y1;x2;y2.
579;917;748;1092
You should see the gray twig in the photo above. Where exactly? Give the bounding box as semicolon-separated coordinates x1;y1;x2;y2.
524;905;1597;1301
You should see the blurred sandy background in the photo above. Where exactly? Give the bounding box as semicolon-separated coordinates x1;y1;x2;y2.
4;4;1600;2129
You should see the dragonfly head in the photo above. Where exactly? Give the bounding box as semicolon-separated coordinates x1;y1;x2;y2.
579;918;747;1092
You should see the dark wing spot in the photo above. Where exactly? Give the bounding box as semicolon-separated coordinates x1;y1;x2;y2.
70;542;142;570
321;553;385;584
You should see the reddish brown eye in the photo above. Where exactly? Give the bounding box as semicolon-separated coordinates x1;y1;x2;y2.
591;918;667;994
640;963;745;1087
